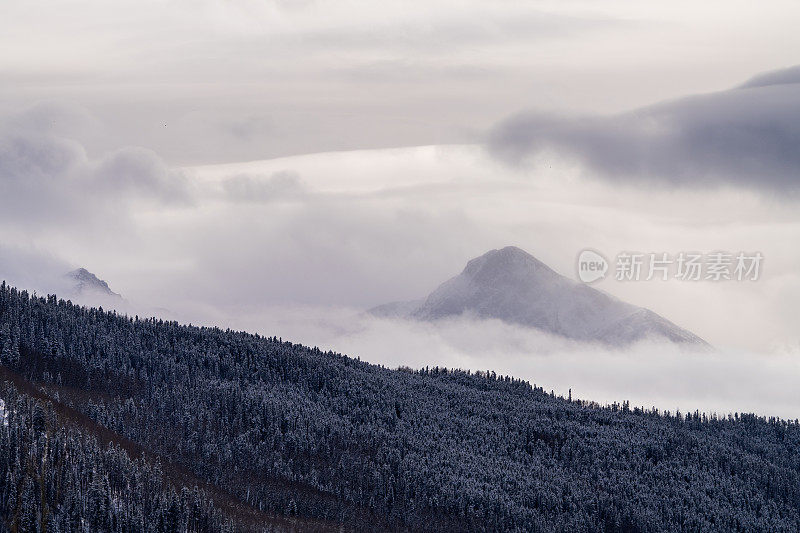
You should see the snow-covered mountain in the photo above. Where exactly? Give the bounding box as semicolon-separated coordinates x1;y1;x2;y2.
370;246;707;347
65;268;122;300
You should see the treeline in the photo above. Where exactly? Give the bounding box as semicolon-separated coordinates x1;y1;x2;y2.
1;282;799;531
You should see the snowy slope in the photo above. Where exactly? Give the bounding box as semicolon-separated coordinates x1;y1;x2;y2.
370;246;707;347
66;268;121;299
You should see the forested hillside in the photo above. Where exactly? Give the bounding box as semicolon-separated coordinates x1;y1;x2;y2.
1;282;799;532
0;387;231;532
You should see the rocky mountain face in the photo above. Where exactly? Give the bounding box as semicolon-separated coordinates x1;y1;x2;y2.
66;268;122;299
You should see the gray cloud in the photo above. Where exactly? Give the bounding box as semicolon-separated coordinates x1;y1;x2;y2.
224;116;273;142
93;147;189;202
5;101;101;139
488;65;800;194
223;171;306;203
0;133;87;226
144;303;800;419
167;200;482;308
0;244;73;295
0;133;83;182
739;65;800;89
300;11;626;53
0;105;190;229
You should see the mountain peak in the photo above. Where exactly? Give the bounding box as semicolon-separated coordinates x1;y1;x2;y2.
66;268;120;298
463;246;557;281
370;246;707;348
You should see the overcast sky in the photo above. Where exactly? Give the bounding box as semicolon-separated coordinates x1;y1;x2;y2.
1;0;799;415
3;0;800;163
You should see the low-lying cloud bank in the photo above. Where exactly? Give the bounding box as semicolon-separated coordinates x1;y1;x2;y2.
5;267;789;421
306;314;800;421
489;65;800;194
102;299;800;420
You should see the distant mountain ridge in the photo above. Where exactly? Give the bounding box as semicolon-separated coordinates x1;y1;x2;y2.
370;246;707;347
